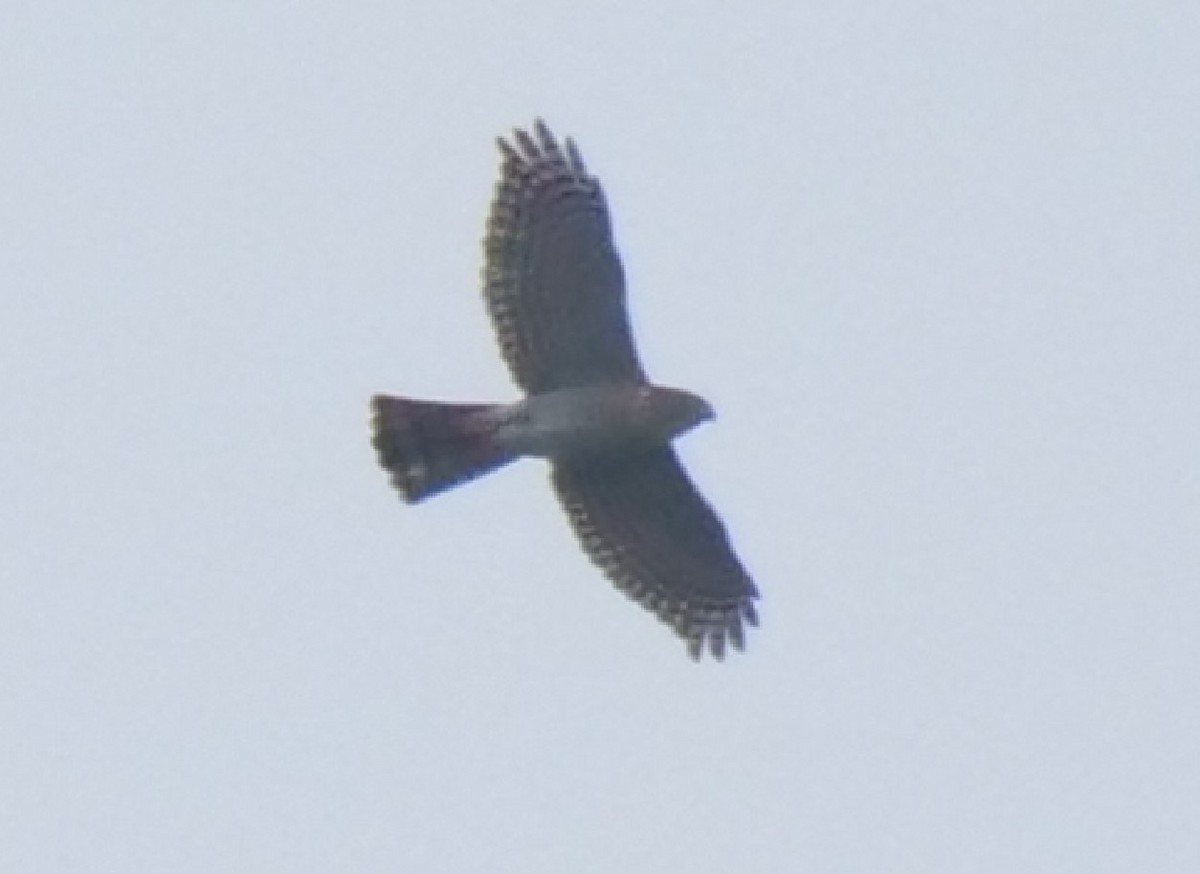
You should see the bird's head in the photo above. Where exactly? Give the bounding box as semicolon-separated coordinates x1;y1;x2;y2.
640;385;714;440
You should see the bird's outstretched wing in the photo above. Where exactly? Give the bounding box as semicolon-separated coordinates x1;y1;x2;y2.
552;446;759;659
484;120;646;393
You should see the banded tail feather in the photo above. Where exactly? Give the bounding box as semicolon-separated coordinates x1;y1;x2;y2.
370;396;515;502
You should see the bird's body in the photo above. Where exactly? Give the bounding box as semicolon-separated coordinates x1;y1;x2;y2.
371;120;758;659
498;384;713;459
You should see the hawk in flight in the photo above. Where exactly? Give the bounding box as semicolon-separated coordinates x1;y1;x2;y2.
371;120;758;658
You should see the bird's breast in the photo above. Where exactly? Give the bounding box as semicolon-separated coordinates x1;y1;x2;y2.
495;384;659;459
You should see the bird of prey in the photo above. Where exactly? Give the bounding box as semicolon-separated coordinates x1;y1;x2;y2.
370;120;758;659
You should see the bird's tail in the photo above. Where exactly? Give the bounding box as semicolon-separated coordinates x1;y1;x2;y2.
370;395;516;503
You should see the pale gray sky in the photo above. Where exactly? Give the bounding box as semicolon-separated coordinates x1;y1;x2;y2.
3;2;1198;871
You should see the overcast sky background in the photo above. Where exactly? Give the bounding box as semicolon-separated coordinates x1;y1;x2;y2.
3;2;1198;871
